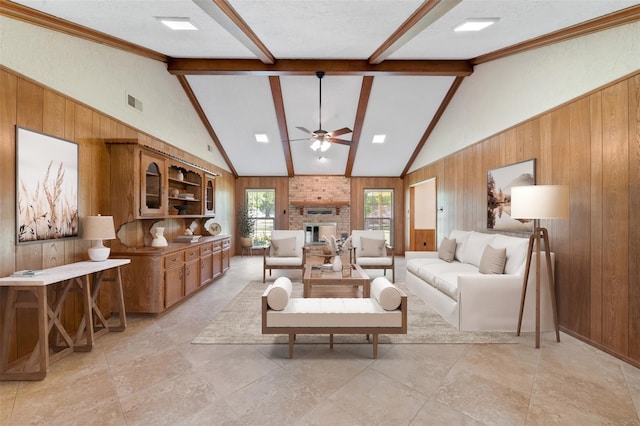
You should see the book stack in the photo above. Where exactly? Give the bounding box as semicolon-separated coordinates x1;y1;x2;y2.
11;269;45;277
174;235;202;243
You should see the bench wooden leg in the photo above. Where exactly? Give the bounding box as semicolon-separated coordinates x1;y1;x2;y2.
372;334;378;359
329;334;334;351
288;334;294;358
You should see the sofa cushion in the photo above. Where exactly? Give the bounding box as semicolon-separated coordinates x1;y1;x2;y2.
438;238;456;262
492;234;529;274
271;237;297;257
406;257;443;277
415;261;478;286
266;277;292;310
371;277;402;310
479;245;507;274
449;230;471;262
433;272;460;301
359;237;386;257
463;232;496;267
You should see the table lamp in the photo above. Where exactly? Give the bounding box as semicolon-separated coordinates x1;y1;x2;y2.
82;215;116;261
511;185;568;348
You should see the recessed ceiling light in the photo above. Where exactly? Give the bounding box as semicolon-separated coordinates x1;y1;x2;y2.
454;19;498;32
157;17;198;31
372;134;386;144
254;133;269;143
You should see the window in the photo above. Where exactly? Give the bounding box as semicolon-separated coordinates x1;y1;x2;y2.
364;189;393;243
246;189;275;245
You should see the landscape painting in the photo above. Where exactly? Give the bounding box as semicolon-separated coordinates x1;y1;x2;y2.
16;127;79;243
487;159;535;232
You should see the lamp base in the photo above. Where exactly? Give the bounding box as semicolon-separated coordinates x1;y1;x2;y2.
88;246;110;262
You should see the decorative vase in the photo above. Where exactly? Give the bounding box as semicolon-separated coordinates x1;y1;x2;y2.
151;227;168;247
176;170;184;181
332;254;342;272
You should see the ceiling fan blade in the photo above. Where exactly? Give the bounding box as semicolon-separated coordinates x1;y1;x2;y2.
296;126;312;135
329;127;352;137
288;138;312;142
328;138;352;146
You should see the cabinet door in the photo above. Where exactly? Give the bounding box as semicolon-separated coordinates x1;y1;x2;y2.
165;266;184;308
212;241;223;278
200;254;213;286
203;174;216;216
222;238;230;272
140;150;166;217
184;260;199;295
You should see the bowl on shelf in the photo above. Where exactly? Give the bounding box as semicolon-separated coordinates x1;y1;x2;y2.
174;205;190;215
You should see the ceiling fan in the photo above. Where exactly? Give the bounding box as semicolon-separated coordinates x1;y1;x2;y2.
290;71;353;152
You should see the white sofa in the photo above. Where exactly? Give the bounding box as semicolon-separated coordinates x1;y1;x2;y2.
405;230;556;332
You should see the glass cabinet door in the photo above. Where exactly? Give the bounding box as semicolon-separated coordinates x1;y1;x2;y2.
204;174;216;216
139;150;166;217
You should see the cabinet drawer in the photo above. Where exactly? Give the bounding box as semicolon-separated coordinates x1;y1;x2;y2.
222;239;230;249
164;252;184;269
185;247;199;261
213;241;223;251
200;243;213;256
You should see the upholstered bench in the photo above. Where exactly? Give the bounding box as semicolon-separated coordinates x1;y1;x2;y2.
261;277;407;358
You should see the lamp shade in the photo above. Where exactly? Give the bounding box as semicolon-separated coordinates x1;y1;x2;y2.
511;185;569;220
82;215;116;240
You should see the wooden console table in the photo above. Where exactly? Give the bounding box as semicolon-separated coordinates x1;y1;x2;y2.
0;259;130;381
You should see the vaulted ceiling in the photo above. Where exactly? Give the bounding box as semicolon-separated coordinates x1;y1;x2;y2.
4;1;639;178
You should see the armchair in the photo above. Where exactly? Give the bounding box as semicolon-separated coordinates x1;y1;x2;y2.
263;230;307;283
350;230;395;282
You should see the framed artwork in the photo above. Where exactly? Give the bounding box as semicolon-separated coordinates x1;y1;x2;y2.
487;158;535;232
16;127;79;243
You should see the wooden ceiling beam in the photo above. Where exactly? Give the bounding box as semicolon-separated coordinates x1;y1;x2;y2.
193;0;275;64
175;75;238;178
401;76;464;178
168;58;473;76
269;76;295;177
345;76;374;178
369;0;462;65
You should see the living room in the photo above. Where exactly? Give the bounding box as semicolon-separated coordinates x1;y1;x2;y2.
1;2;639;424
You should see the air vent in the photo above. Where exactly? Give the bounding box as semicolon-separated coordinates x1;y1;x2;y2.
126;93;143;112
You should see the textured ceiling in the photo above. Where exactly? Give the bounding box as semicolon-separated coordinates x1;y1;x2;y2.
8;0;639;177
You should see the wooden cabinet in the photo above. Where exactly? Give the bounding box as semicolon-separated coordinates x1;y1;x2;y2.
113;236;230;314
107;139;219;225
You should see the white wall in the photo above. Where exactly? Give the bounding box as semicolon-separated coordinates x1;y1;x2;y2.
0;17;229;172
411;21;640;171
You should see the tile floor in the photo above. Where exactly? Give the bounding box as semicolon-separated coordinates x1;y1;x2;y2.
1;255;639;425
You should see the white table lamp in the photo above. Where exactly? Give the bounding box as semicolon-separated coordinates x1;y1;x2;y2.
82;215;116;261
511;185;568;348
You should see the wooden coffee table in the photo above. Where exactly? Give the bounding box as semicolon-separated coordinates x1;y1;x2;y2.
303;263;370;298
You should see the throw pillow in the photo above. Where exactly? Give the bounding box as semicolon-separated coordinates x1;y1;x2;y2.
267;277;292;310
438;237;456;262
479;245;507;274
270;237;297;257
360;237;386;257
371;277;402;310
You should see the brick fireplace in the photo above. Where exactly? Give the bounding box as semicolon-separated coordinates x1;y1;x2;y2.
288;176;350;241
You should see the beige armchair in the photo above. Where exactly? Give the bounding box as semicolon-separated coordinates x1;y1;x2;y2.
350;230;395;282
263;230;307;283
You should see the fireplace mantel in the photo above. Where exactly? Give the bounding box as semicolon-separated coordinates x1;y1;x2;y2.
290;201;349;215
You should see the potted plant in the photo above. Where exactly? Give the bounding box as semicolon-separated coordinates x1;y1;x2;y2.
238;204;254;248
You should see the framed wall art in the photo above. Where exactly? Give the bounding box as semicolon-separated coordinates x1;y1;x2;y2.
16;127;79;243
487;158;536;233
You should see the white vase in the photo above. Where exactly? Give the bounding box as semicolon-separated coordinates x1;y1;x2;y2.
332;254;342;272
151;226;168;247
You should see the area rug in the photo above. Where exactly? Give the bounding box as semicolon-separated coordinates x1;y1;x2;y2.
192;281;517;345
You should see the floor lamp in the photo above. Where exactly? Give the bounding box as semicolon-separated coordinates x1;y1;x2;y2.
510;185;569;348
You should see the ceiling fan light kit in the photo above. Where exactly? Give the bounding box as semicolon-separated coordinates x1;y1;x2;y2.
291;71;354;152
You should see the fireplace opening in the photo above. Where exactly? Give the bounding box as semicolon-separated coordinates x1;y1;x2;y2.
303;222;337;245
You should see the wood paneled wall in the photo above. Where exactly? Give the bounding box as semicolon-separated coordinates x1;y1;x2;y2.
0;66;235;361
405;71;640;366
